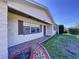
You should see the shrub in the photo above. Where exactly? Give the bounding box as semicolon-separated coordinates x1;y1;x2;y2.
69;28;79;35
64;30;68;33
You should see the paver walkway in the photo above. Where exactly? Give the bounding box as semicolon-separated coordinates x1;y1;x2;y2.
8;36;52;59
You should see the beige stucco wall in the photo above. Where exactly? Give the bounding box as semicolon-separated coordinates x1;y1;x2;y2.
8;12;48;47
0;1;8;59
8;0;52;24
46;24;56;36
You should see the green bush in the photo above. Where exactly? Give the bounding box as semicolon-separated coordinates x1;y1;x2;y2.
69;28;79;35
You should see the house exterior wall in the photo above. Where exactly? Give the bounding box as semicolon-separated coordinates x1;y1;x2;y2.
46;24;56;36
0;1;8;59
52;25;57;36
46;25;53;36
8;0;52;24
8;12;49;47
0;0;56;59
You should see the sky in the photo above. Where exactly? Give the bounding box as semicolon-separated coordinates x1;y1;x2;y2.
34;0;79;28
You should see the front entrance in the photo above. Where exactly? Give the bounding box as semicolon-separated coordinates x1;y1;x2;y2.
44;26;46;36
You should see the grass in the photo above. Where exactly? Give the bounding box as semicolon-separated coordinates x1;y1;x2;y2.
43;34;79;59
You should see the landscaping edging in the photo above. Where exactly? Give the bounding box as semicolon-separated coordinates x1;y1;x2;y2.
40;44;51;59
30;43;51;59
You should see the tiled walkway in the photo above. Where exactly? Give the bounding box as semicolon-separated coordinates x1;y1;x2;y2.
8;36;52;59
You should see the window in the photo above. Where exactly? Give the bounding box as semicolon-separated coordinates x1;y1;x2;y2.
31;27;36;33
18;20;42;35
36;27;40;32
18;20;23;35
31;24;42;33
23;26;30;35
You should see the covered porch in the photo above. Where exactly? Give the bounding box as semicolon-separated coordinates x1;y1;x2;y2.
8;7;56;58
8;1;56;58
8;7;55;47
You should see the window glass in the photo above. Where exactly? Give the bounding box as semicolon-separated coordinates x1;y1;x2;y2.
31;24;42;33
31;27;36;33
23;26;30;35
18;20;42;35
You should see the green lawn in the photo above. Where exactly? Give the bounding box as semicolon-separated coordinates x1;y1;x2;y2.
44;34;79;59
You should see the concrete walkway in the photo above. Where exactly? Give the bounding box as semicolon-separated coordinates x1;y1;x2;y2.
8;36;52;59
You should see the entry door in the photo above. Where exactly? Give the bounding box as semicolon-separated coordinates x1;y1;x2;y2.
44;26;46;36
